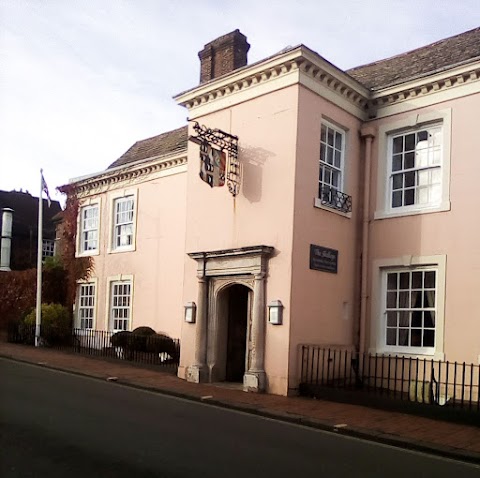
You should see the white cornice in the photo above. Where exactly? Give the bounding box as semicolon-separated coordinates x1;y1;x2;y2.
73;151;187;196
174;46;371;120
174;45;480;121
369;61;480;118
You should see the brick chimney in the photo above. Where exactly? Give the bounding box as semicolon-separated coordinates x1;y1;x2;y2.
198;30;250;84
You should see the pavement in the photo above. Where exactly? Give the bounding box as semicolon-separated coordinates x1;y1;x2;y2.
1;340;479;464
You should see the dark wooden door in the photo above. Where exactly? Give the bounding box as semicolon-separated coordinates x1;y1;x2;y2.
225;285;248;382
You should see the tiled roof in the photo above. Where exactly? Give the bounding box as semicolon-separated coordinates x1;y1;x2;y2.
347;27;480;90
108;125;188;169
107;29;480;172
0;190;61;238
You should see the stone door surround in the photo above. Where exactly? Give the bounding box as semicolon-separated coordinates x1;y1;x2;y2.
187;245;274;392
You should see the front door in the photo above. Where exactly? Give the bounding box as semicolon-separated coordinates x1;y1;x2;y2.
225;284;249;382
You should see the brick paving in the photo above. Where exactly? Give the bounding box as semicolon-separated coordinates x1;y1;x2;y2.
1;341;479;463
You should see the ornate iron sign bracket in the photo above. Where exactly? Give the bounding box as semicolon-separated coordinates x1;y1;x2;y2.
188;120;240;196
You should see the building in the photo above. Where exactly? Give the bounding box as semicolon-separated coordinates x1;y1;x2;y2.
0;190;62;271
68;28;480;395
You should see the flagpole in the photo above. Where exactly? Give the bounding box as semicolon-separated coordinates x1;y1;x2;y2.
35;169;43;347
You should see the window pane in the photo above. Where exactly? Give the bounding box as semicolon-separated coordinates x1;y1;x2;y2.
392;191;402;208
404;152;415;169
411;329;422;346
398;329;409;346
424;271;436;288
327;147;333;165
412;271;422;289
398;291;409;308
393;136;403;154
386;328;397;345
411;311;422;327
404;189;415;205
327;128;334;146
392;174;403;190
423;329;435;347
387;291;397;308
399;272;410;289
321;124;326;143
387;312;397;327
404;171;415;188
424;291;435;308
387;273;397;290
320;143;326;161
411;290;422;308
335;131;342;150
392;155;402;172
424;311;435;328
405;133;415;151
417;130;428;142
399;311;409;327
334;150;341;168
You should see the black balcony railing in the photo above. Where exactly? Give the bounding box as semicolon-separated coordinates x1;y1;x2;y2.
7;322;180;372
300;345;480;417
319;185;352;213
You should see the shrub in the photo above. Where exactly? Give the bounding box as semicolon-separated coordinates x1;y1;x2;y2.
132;326;156;336
110;327;179;362
146;334;179;361
24;303;71;346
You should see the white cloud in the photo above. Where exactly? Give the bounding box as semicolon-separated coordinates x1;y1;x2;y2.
0;0;479;202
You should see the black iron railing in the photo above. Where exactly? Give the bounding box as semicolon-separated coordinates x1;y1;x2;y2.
300;345;480;411
7;322;180;372
319;185;352;213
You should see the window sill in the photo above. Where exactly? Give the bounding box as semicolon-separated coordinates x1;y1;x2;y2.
374;201;450;220
314;198;352;218
75;250;100;258
369;348;445;361
107;246;136;254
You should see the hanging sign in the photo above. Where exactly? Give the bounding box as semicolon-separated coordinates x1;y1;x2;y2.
188;121;240;196
309;244;338;274
199;142;226;188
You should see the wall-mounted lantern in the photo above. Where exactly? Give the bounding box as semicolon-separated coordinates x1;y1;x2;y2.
184;302;197;323
268;300;283;325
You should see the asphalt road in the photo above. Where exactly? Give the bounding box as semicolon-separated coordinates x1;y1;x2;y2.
1;359;479;478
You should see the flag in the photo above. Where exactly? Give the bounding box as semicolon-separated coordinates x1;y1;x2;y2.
41;172;51;207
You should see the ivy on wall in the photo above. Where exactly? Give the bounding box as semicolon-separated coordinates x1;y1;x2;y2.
0;185;93;329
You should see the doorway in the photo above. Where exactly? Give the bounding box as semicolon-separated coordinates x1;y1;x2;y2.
225;284;249;382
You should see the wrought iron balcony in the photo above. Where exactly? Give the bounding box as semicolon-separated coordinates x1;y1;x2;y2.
319;185;352;213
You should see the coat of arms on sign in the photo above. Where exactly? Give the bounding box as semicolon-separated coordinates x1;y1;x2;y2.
199;142;226;188
188;120;240;196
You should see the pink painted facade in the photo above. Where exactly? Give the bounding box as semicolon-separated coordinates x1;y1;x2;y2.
70;28;480;395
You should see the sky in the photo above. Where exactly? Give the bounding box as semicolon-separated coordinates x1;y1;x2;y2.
1;0;479;205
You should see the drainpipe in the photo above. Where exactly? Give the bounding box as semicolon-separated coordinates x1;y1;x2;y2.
358;127;375;356
0;208;14;271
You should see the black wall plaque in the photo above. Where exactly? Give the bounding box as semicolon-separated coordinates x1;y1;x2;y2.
309;244;338;274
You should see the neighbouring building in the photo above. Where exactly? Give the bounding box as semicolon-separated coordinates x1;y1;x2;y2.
0;190;61;271
66;28;480;395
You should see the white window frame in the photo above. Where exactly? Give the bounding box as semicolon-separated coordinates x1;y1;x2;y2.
314;119;351;218
75;279;97;330
108;189;138;254
42;239;55;259
105;275;134;332
370;255;446;359
374;109;451;220
76;198;101;257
